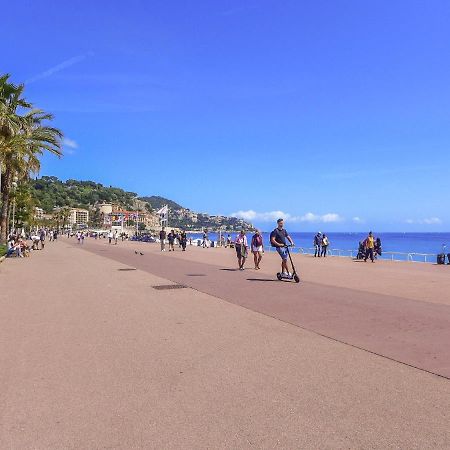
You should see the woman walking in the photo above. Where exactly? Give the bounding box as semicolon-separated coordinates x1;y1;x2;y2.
251;230;264;269
235;230;248;270
321;234;330;257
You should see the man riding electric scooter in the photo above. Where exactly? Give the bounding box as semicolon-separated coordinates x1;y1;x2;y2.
270;218;299;282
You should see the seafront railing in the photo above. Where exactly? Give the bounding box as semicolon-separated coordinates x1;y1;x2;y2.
261;246;436;263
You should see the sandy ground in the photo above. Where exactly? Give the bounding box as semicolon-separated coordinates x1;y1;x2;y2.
0;237;449;449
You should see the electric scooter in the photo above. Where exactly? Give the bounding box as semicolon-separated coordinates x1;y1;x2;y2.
276;245;300;283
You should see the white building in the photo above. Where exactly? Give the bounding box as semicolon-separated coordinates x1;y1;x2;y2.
34;207;44;220
69;208;89;226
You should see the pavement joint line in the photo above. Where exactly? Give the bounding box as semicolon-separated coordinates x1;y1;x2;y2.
77;243;450;382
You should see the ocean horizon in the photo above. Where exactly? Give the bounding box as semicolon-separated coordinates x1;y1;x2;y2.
186;231;450;262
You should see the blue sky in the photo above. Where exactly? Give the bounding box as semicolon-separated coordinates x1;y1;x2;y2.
3;0;450;231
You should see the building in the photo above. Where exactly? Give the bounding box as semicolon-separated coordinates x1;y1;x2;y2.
69;208;89;227
34;207;44;220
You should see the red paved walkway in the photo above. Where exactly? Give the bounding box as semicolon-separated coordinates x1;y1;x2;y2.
81;240;450;379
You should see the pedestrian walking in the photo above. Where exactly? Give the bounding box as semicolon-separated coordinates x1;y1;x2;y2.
180;230;187;251
314;232;322;257
321;234;330;257
168;229;175;251
364;231;375;262
40;229;46;249
108;230;113;244
159;228;166;251
235;230;248;270
251;230;264;269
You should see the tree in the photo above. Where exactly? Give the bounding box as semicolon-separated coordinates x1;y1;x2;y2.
0;74;63;242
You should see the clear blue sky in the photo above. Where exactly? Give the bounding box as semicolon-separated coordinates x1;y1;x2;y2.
4;0;450;231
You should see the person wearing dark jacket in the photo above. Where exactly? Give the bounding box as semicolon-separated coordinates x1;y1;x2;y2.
314;232;322;257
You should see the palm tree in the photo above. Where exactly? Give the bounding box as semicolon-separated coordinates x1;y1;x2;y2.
0;74;63;243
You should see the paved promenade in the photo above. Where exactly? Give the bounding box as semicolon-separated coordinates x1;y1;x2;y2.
1;238;449;449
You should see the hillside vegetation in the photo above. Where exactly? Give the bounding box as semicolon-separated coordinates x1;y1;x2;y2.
31;176;146;213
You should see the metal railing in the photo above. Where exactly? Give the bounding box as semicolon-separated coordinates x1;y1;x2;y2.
261;246;436;263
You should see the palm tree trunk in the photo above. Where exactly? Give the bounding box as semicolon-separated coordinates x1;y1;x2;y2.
0;166;12;244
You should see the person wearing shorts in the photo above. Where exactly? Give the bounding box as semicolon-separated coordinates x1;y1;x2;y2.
251;230;264;270
270;218;294;276
235;230;248;270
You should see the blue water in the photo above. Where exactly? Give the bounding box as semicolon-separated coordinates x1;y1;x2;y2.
187;232;450;262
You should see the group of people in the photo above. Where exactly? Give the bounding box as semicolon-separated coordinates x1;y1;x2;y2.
159;228;188;252
313;232;330;257
358;232;382;262
234;219;294;276
6;228;53;258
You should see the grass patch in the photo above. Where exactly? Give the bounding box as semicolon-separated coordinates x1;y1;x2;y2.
0;244;7;258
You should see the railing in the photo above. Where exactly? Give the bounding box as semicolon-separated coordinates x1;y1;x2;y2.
261;246;436;263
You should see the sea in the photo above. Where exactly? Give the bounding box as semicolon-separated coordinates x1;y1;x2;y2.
186;232;450;263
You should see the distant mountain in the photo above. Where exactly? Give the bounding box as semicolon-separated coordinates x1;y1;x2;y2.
139;196;182;211
29;177;254;231
140;195;254;231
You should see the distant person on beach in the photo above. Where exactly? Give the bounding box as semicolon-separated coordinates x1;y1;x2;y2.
225;234;232;248
314;232;322;257
159;228;166;251
168;229;175;251
180;230;187;251
235;230;248;270
321;234;330;257
114;231;118;245
202;230;209;248
357;241;365;260
39;229;46;249
375;237;382;257
270;219;294;277
364;231;375;263
77;231;81;244
251;230;264;270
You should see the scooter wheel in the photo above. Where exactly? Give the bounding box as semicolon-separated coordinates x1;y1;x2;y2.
276;273;282;281
293;274;300;283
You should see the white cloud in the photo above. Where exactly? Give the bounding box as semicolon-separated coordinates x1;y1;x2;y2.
230;210;294;222
63;138;78;149
352;216;365;224
26;52;94;84
62;138;78;155
405;217;442;225
231;210;344;223
423;217;442;225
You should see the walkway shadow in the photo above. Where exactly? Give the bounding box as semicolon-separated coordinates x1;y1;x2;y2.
219;268;239;272
246;278;278;282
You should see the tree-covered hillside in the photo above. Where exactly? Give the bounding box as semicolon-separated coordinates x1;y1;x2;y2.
139;196;183;211
31;176;145;212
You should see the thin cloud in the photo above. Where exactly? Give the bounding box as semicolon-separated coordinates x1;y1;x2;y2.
26;52;94;84
63;137;78;155
405;217;442;225
353;216;365;224
323;165;440;180
231;210;344;223
63;138;78;149
219;5;257;16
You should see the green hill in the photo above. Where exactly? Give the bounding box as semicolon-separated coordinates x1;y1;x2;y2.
31;176;145;213
139;196;183;211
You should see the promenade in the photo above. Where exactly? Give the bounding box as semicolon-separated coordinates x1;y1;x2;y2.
1;238;449;449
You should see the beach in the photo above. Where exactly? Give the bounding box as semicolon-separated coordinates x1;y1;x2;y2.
1;237;449;449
